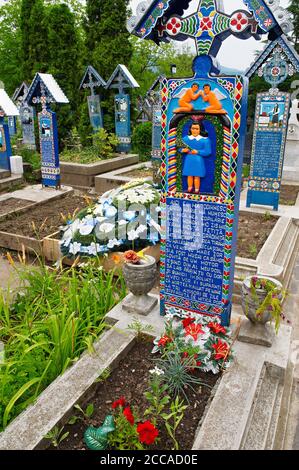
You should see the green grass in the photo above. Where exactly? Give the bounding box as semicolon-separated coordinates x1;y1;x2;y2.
0;261;127;430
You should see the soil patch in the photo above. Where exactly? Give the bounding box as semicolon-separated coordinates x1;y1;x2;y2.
0;198;33;217
237;211;277;259
122;168;153;179
50;340;219;451
280;185;299;206
0;194;93;239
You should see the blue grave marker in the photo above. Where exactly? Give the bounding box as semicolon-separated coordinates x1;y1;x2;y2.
245;35;299;210
106;65;139;153
27;73;69;189
0;89;19;171
7;116;17;136
246;92;291;210
128;0;295;325
80;66;106;131
13;82;36;149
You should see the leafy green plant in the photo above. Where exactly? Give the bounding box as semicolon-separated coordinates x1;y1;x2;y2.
127;317;155;342
91;128;119;159
155;350;210;401
144;371;171;423
108;409;145;451
44;426;69;448
132;122;152;161
263;211;272;221
248;276;288;334
68;403;95;425
0;261;127;431
94;367;111;384
242;164;250;179
249;243;258;258
161;396;188;451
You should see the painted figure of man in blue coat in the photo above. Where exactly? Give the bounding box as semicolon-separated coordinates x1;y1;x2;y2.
181;121;212;194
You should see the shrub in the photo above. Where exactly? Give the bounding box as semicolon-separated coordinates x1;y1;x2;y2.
132;122;152;162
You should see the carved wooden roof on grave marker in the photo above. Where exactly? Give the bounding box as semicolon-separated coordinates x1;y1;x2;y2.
106;65;140;91
245;34;299;79
127;0;293;58
12;82;29;104
79;65;107;92
0;89;20;117
27;73;69;106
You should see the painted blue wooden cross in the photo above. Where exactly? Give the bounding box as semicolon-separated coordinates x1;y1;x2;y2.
80;66;106;131
27;73;69;189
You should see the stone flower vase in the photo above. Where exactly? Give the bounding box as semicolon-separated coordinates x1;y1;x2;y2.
241;275;283;325
122;255;158;315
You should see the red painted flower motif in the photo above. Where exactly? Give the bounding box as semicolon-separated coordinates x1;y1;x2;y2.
184;323;205;341
200;17;213;31
182;317;195;329
208;322;227;335
212;340;230;361
158;335;172;348
170;296;177;303
112;397;126;409
184;300;191;307
137;421;159;445
123;406;135;425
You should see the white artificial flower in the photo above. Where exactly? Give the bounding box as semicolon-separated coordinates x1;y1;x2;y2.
99;223;115;234
87;243;97;256
79;224;94;236
62;238;72;248
107;238;122;249
123;211;136;221
69;242;81;255
93;205;104;216
118;219;128;226
105;206;117;218
128;229;138;241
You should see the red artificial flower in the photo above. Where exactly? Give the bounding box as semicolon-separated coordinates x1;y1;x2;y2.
112;397;126;409
184;323;205;341
137;421;159;445
196;361;202;367
208;322;227;335
182;317;195;329
158;335;172;348
212;340;230;361
123;406;135;425
182;351;189;358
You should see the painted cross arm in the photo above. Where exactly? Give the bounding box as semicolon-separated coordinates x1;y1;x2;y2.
128;0;294;58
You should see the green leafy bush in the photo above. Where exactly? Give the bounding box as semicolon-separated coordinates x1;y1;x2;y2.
132;122;152;162
19;148;41;171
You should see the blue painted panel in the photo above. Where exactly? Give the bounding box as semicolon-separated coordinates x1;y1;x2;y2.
165;199;226;305
246;92;291;210
7;116;17;136
20;104;36;148
38;110;60;188
0;117;12;171
87;95;103;130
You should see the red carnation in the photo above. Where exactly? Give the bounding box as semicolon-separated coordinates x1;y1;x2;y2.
182;317;195;328
123;406;135;425
208;322;227;335
158;335;172;348
212;340;230;361
137;421;159;445
112;397;126;409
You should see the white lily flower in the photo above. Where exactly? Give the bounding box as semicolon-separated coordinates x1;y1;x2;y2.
79;224;94;236
107;238;121;249
69;242;81;255
87;243;97;256
99;223;115;234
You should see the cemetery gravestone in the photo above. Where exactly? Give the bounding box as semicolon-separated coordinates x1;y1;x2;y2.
128;0;295;324
27;73;69;189
106;65;139;153
0;89;19;171
246;36;299;209
13;83;36;149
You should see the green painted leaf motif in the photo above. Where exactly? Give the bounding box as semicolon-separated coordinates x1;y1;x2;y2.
84;415;115;451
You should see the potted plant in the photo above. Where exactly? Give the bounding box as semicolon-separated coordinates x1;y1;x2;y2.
241;275;288;333
122;250;158;315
